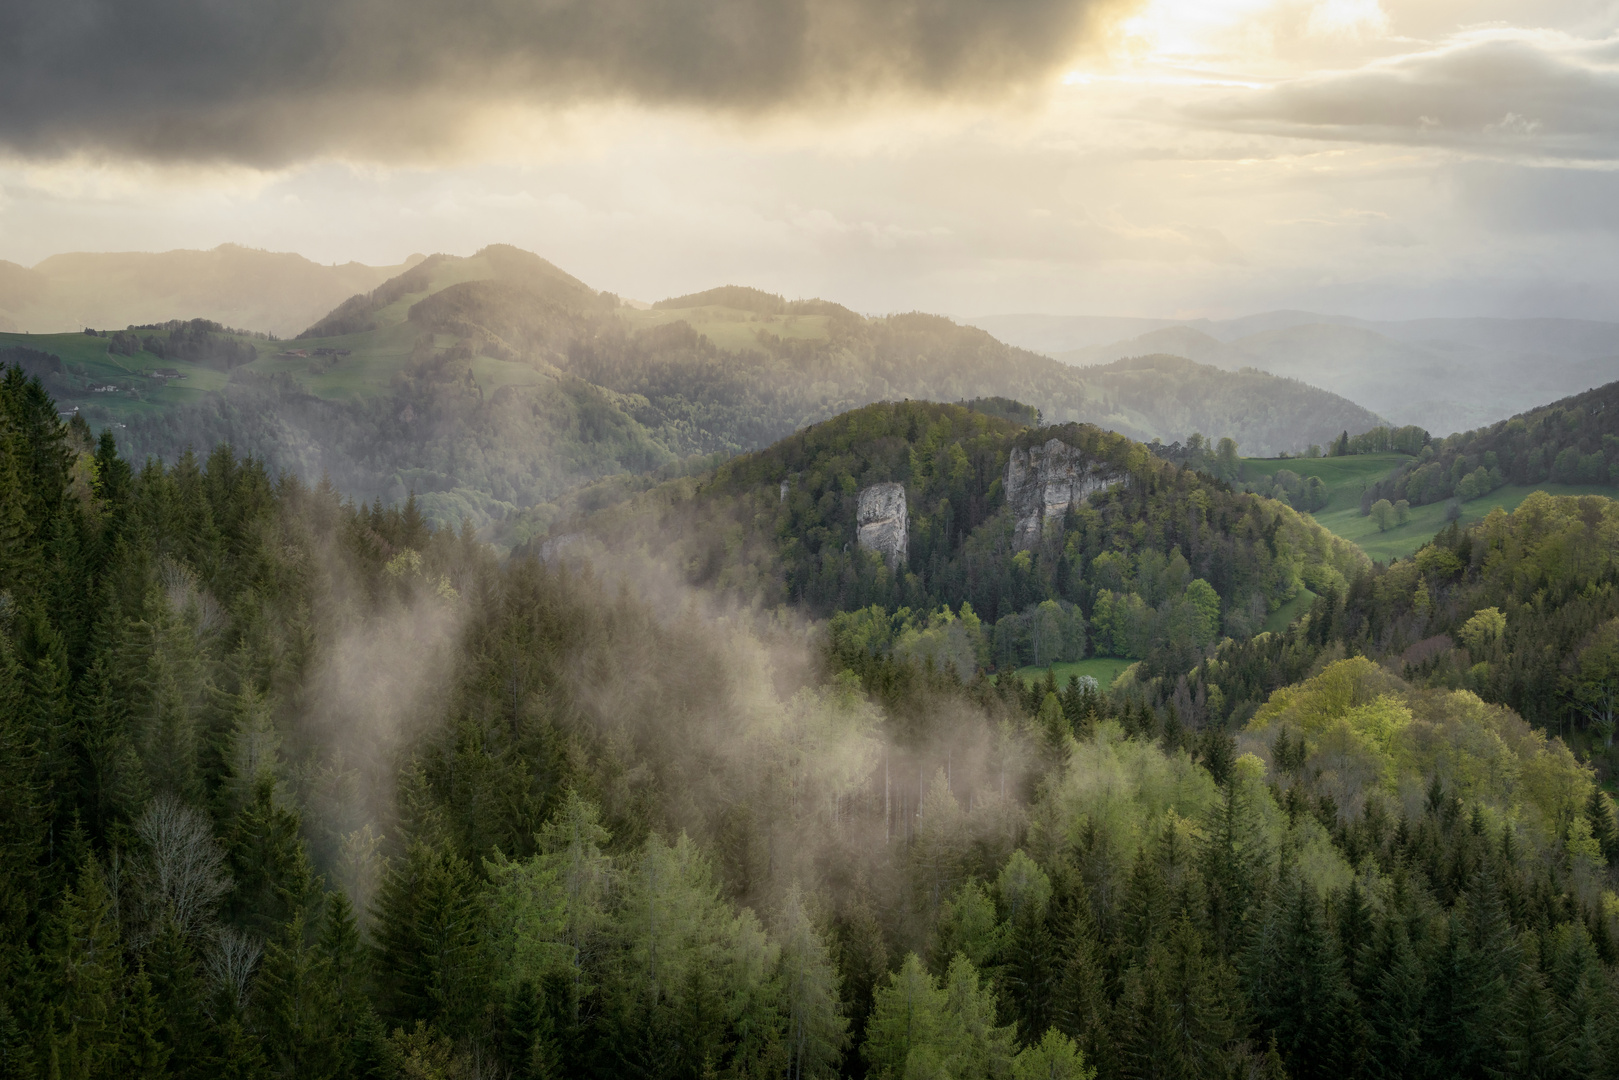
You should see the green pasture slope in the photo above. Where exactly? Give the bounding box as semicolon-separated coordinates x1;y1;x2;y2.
1242;453;1615;561
1013;656;1134;691
0;330;233;421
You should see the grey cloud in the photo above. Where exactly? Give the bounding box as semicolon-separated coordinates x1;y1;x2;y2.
0;0;1127;165
1189;33;1619;159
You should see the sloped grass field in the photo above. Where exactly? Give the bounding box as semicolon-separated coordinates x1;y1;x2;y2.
2;330;231;418
1241;453;1407;513
1241;451;1616;561
1013;656;1135;691
1326;483;1619;561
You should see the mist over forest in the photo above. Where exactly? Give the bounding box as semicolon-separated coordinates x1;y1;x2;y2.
7;0;1619;1072
6;265;1619;1076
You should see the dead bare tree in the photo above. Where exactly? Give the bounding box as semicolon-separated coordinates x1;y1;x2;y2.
133;793;231;946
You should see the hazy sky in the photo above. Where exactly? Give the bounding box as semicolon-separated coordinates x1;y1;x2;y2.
4;0;1618;319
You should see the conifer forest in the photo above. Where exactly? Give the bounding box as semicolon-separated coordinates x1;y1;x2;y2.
7;355;1619;1080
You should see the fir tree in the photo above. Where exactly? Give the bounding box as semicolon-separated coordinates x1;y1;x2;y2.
41;858;124;1080
1246;881;1351;1080
223;777;317;939
251;912;342;1080
372;840;490;1038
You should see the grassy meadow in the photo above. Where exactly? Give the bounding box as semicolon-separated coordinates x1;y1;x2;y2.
1012;655;1135;691
1241;452;1616;561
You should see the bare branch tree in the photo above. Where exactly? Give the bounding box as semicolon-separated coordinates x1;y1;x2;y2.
206;928;263;1013
134;794;231;945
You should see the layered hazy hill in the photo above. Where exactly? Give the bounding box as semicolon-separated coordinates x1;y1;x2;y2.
283;244;1379;455
0;244;420;337
972;311;1619;436
4;244;1382;541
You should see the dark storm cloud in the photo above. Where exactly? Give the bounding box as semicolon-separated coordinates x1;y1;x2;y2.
0;0;1126;165
1189;33;1619;159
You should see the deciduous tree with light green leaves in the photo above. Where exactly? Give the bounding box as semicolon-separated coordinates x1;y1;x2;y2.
863;953;1013;1080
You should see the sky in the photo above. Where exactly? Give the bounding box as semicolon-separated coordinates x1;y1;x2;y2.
3;0;1618;320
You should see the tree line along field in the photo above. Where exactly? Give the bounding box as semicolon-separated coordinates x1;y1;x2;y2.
1240;451;1616;561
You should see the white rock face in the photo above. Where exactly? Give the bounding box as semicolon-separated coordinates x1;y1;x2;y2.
857;482;908;570
537;533;582;562
1006;439;1121;549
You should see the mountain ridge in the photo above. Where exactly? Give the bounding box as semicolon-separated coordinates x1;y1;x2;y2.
971;310;1619;436
3;245;1387;544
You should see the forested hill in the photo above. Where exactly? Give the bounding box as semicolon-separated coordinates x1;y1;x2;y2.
1365;379;1619;509
14;244;1381;543
353;248;1382;458
1123;489;1619;762
536;399;1365;680
10;363;1619;1080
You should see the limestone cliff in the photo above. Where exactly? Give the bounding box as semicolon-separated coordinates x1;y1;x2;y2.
857;482;908;570
1006;438;1122;549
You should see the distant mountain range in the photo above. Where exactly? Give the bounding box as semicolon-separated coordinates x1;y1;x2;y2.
0;244;420;338
970;311;1619;436
1;245;1384;542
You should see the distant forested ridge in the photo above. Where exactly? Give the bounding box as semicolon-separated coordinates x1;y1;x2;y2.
40;245;1385;542
9;363;1619;1080
1365;381;1619;509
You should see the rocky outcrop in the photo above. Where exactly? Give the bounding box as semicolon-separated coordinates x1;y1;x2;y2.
857;482;908;570
1006;439;1122;549
537;533;582;562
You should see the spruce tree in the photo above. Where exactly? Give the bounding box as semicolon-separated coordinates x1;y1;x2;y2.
778;887;849;1080
251;912;342;1080
72;655;146;844
1362;914;1424;1080
41;858;124;1080
120;966;170;1080
316;891;393;1080
1199;778;1267;960
142;917;217;1080
1584;788;1619;867
1497;936;1557;1080
224;777;317;939
1246;881;1351;1080
372;840;490;1038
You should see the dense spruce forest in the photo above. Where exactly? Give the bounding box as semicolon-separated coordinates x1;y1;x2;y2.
11;359;1619;1080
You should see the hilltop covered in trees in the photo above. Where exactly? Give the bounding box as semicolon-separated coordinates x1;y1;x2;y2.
539;400;1364;680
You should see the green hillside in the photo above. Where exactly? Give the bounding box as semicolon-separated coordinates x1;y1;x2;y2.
1238;449;1614;560
1365;380;1619;508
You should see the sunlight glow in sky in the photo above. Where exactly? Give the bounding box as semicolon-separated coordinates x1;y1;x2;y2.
3;0;1618;321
